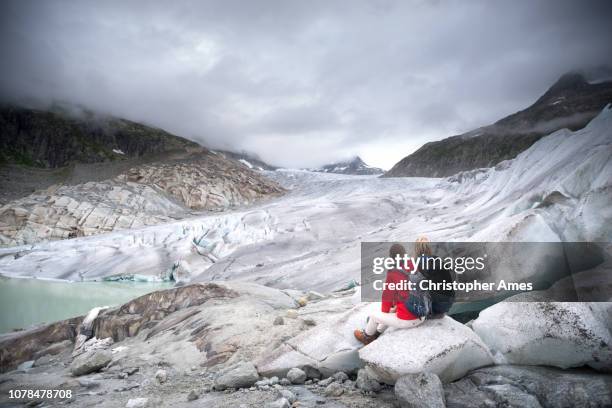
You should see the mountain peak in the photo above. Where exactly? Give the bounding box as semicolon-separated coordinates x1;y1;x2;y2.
546;72;589;95
385;71;612;178
312;156;383;175
341;156;365;165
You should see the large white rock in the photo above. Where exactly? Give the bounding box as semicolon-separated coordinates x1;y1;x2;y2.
255;302;377;377
256;303;494;383
359;317;494;384
472;299;612;371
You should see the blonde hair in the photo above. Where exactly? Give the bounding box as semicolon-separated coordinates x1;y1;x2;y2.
414;236;432;257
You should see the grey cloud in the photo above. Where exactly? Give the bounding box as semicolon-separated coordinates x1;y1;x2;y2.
1;0;611;168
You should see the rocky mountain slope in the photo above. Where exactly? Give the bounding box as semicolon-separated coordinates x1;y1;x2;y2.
311;156;383;175
385;72;612;177
0;104;200;168
0;153;283;246
0;105;284;246
216;150;278;171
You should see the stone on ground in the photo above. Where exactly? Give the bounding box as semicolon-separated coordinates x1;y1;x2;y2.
70;350;113;376
324;382;344;397
277;389;296;403
155;369;168;383
355;368;382;392
332;371;349;383
214;361;260;390
187;390;199;401
395;373;445;408
287;367;307;384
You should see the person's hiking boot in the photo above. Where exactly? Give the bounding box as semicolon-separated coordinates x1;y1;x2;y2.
429;313;445;320
354;329;379;345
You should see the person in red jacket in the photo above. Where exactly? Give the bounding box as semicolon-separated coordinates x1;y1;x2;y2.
354;242;425;345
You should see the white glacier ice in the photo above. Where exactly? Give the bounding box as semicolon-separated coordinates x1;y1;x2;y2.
0;106;610;292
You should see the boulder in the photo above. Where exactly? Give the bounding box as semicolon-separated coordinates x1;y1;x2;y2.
395;373;445;408
481;384;542;407
355;368;381;392
444;365;612;408
214;361;260;390
318;377;334;387
277;389;296;404
70;350;113;376
303;365;322;380
324;382;344;397
255;303;376;378
332;371;349;383
287;367;307;384
359;317;494;383
255;378;271;387
74;337;113;357
472;300;612;371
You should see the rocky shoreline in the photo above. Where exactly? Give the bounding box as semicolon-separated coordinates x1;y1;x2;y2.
1;281;610;407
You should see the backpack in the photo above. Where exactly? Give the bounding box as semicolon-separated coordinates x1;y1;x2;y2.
419;256;456;314
399;271;432;318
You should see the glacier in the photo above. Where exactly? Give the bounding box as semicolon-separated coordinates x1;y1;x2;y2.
0;106;610;293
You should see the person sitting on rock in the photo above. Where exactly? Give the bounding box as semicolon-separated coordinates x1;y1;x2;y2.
416;236;455;319
354;241;427;345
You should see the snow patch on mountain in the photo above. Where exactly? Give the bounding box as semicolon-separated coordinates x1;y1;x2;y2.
239;159;253;169
310;156;384;175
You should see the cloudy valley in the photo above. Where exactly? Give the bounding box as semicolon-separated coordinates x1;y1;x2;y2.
0;1;611;408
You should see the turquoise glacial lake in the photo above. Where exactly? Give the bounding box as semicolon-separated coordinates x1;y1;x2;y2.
0;277;172;334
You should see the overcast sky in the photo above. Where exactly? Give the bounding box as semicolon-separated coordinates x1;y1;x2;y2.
1;1;611;169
